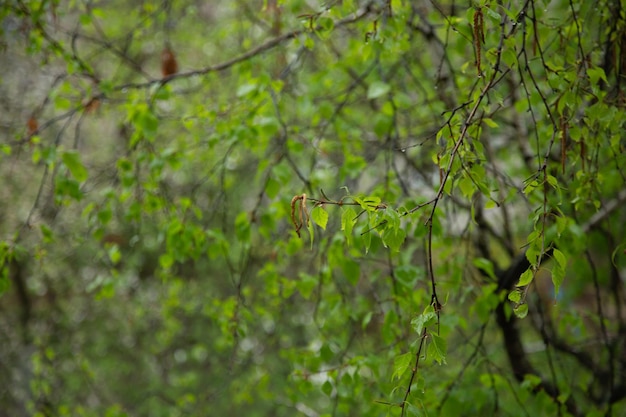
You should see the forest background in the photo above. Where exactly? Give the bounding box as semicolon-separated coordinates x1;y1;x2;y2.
1;0;626;416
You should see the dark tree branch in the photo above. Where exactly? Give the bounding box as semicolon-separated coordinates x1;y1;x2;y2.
8;257;31;344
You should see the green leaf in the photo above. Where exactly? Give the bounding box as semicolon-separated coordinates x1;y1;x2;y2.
361;311;373;330
385;227;405;251
108;245;121;265
392;352;413;381
525;242;541;266
235;212;250;242
62;151;88;182
367;81;390;100
311;206;329;230
485;6;501;21
303;36;315;49
296;273;317;299
383;208;401;229
316;17;334;33
483;117;499;128
553;248;567;269
404;402;422;417
341;207;356;245
159;253;174;270
395;265;422;288
458;176;475;198
320;343;333;362
136;108;158;140
373;113;392;138
428;334;447;365
546;174;558;189
473;257;496;280
265;177;280;199
55;177;83;200
517;268;534;287
557;392;570;404
587;67;608;86
236;82;258;97
521;374;542;390
1;144;12;156
508;289;522;303
321;380;333;396
355;195;381;211
153;85;171;101
551;251;566;300
40;224;54;243
340;258;360;285
514;303;528;319
523;179;539;195
411;309;436;335
54;95;72;110
381;308;398;344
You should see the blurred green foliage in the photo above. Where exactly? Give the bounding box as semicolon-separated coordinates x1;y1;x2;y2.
1;1;625;416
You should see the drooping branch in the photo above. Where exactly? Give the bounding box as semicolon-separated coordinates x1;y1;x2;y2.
490;187;626;415
494;299;580;416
